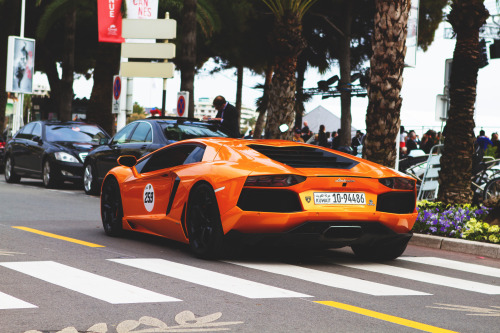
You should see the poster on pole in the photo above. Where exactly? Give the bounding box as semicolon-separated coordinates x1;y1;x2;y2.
6;36;35;94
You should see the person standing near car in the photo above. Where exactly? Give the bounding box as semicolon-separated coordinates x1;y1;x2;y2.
210;96;240;138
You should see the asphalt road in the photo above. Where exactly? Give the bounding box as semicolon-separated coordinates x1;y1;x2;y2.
1;178;499;333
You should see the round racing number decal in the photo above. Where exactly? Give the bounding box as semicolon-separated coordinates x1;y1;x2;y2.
143;184;155;212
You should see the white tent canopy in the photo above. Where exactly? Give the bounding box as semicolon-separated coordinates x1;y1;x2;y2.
303;106;358;137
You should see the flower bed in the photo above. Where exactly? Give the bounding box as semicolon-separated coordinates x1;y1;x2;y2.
413;201;500;244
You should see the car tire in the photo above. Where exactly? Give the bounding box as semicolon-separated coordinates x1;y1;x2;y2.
351;237;410;261
4;155;21;183
483;177;500;201
83;162;99;195
186;182;224;259
42;159;61;189
101;177;123;237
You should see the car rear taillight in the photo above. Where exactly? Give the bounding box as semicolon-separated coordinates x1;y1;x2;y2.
0;142;4;149
244;175;306;187
379;177;415;190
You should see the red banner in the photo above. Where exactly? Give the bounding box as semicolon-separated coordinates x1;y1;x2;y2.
98;0;125;43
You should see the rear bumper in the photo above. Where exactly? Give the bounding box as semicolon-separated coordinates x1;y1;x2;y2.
225;221;413;249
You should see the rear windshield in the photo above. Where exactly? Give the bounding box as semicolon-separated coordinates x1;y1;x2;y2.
160;123;228;141
46;124;108;143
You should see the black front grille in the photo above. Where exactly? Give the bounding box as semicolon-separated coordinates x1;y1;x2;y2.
248;144;359;169
377;192;416;214
237;188;302;212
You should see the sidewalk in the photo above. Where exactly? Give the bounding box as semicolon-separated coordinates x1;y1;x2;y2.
409;233;500;259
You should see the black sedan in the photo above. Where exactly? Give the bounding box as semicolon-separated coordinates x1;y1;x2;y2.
82;117;228;195
4;121;110;188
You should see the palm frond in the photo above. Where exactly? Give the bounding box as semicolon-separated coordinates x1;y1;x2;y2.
36;0;71;40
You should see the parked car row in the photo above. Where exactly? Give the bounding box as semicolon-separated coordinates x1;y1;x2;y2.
3;117;228;193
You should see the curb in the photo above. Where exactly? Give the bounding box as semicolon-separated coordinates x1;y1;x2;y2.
409;234;500;259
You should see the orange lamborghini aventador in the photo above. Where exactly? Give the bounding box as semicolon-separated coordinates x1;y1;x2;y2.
101;138;418;260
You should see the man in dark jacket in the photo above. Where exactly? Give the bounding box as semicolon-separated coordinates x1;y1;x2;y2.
211;95;240;138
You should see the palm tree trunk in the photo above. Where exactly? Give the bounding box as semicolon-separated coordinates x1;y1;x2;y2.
87;43;121;135
265;13;306;140
437;1;489;204
236;65;243;135
338;0;352;147
180;0;197;118
363;0;410;168
59;1;76;121
254;65;273;139
294;55;307;131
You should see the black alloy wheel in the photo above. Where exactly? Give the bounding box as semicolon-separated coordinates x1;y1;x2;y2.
351;237;410;261
4;155;21;183
186;183;224;259
42;159;61;188
101;177;124;237
83;162;99;195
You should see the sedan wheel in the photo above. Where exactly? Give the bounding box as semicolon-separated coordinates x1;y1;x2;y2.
83;163;99;195
4;156;21;183
43;160;60;188
101;177;123;237
187;183;224;259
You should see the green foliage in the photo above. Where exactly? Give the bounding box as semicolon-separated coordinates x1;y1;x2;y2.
462;219;500;243
261;0;319;20
485;145;497;158
132;102;145;115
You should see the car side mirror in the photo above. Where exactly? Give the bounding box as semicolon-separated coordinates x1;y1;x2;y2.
99;137;110;145
117;155;137;168
32;135;42;144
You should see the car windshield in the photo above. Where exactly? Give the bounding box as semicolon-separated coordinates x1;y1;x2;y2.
160;123;228;141
46;124;108;143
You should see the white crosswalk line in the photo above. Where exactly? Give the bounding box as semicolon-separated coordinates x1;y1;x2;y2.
399;257;500;278
0;291;37;310
335;261;500;295
224;261;430;296
0;261;180;304
110;258;311;299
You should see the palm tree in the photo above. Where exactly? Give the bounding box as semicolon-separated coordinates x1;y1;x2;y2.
36;0;77;122
261;0;318;139
363;0;411;168
437;0;489;204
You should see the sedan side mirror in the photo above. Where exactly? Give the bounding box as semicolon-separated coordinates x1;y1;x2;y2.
99;137;110;145
32;135;42;144
117;155;137;168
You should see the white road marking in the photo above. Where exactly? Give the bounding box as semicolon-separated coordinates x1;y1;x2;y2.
225;261;430;296
0;261;180;304
0;291;37;309
399;257;500;278
335;261;500;295
110;258;310;299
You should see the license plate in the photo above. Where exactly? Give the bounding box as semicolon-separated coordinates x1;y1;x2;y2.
314;192;366;205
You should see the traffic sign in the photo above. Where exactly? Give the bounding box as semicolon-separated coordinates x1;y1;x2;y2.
177;91;189;117
112;75;121;114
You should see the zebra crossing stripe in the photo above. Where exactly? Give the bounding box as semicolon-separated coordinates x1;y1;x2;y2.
109;258;311;299
399;257;500;278
0;261;180;304
0;291;37;310
335;261;500;295
224;261;430;296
